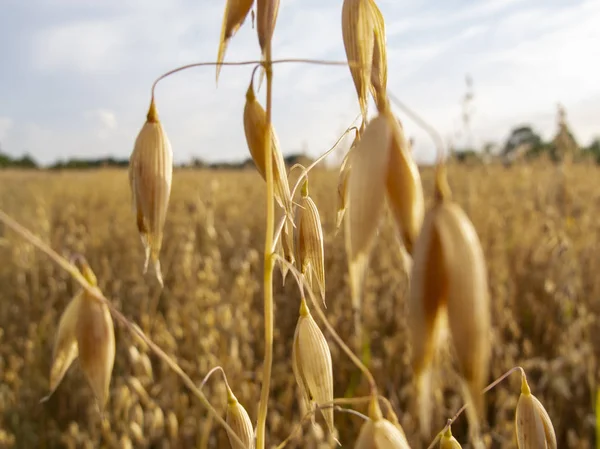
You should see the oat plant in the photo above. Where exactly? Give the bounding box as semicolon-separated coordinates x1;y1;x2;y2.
0;0;562;448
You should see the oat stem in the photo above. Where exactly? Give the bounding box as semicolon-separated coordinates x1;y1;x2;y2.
256;42;275;449
0;209;247;449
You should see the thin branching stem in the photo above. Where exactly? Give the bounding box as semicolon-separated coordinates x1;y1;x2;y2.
426;366;526;449
387;90;446;158
0;209;248;449
151;58;352;98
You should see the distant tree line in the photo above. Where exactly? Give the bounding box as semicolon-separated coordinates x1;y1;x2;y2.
453;107;600;166
0;148;317;171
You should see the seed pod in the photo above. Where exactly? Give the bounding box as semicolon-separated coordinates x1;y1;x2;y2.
292;298;335;435
515;372;556;449
225;388;255;449
409;162;490;437
256;0;280;56
217;0;255;82
296;183;326;305
342;0;375;122
369;0;387;111
243;83;293;218
345;114;391;328
76;290;116;412
44;292;82;401
439;425;462;449
128;97;173;287
355;399;410;449
385;113;424;255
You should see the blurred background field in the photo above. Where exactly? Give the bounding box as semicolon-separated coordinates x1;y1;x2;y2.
0;163;599;448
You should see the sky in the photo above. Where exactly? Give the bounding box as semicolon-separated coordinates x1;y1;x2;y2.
0;0;599;166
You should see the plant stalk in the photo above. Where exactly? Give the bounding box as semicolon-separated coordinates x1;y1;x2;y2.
256;42;275;449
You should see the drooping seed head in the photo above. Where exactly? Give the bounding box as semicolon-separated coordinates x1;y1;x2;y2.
225;388;255;449
296;183;326;305
128;97;173;287
243;83;293;218
369;0;388;111
44;292;82;401
515;372;557;449
385;113;425;255
76;290;116;412
408;162;490;437
292;299;335;435
216;0;255;82
345;114;391;320
342;0;375;122
256;0;280;56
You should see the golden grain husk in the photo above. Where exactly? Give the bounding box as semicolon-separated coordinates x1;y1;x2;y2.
408;162;490;437
243;83;293;218
296;187;326;305
226;389;255;449
76;290;116;412
256;0;280;56
217;0;255;82
345;114;391;318
369;0;387;111
46;292;82;399
292;299;335;435
342;0;375;122
385;113;425;255
128;98;173;287
515;373;557;449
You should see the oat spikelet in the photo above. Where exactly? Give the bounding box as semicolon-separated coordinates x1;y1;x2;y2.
129;97;173;287
44;292;82;400
243;83;293;218
385;112;425;255
342;0;375;121
409;161;490;438
256;0;280;56
217;0;255;82
296;182;326;305
515;372;557;449
76;290;116;412
292;298;336;437
355;398;411;449
225;388;255;449
345;114;391;339
369;0;388;110
42;260;116;413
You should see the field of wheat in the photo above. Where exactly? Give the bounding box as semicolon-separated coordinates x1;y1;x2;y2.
0;163;598;448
